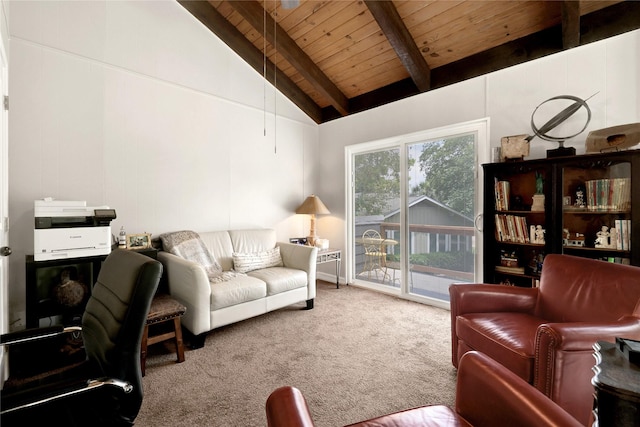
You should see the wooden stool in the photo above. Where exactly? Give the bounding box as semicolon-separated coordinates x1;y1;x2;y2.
141;293;187;376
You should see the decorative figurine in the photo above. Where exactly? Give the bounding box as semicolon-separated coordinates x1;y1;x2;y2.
609;227;618;249
534;225;545;244
595;225;610;248
574;185;586;208
535;172;544;194
566;232;586;247
531;172;545;212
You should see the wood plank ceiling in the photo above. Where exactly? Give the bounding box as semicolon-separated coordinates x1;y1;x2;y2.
181;1;640;124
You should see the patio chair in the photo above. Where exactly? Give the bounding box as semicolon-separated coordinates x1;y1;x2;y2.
362;229;388;281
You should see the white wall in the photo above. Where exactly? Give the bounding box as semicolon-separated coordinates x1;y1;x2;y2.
318;29;640;279
7;0;319;322
6;1;640;319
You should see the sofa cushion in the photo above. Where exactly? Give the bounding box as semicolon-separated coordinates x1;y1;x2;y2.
456;312;546;382
233;247;283;273
160;230;222;280
229;229;277;253
248;267;307;295
198;231;235;272
210;275;267;310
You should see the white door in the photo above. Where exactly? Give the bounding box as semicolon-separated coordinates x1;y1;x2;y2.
0;30;9;384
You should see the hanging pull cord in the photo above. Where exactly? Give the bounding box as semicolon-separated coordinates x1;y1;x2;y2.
273;0;277;154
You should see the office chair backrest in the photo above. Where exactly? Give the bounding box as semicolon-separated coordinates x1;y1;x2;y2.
81;249;163;422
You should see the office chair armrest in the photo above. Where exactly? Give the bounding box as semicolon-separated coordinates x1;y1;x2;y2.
0;326;82;346
1;376;133;416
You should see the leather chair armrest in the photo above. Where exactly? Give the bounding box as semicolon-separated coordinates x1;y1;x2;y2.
1;326;66;346
266;386;315;427
456;352;582;427
536;317;640;351
533;317;640;421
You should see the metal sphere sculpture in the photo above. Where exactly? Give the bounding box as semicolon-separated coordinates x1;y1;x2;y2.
529;93;595;157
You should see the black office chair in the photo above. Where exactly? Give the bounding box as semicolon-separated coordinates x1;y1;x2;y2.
1;249;162;426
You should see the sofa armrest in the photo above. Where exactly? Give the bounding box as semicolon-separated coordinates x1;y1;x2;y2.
449;284;539;366
157;251;212;336
456;351;582;427
277;243;318;299
266;386;315;427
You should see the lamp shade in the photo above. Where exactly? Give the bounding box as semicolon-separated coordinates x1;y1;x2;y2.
295;195;330;215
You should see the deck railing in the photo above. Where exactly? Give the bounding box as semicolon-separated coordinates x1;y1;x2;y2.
378;222;475;281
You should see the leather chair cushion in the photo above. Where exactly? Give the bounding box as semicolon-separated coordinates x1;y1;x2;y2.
344;405;472;427
456;312;547;382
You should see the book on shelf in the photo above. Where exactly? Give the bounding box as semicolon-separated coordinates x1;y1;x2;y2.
494;179;510;211
614;219;632;250
494;214;529;243
585;178;630;211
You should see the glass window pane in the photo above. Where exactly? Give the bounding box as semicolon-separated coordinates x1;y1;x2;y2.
353;149;402;288
407;134;476;301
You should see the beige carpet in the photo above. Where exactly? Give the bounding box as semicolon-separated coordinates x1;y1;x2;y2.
136;281;457;426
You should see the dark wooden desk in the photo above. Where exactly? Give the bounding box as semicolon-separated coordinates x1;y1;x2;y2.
26;247;158;328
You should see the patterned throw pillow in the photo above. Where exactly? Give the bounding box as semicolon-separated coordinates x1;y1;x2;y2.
160;230;223;280
232;247;283;273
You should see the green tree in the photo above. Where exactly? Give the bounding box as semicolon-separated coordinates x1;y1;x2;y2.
413;135;474;217
354;150;400;216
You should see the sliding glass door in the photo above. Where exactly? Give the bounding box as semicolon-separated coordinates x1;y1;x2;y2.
353;148;403;291
347;120;489;307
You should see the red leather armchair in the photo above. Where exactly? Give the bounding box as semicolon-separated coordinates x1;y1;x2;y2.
450;254;640;425
265;351;582;427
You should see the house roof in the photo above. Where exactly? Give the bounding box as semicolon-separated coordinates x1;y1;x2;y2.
384;194;472;222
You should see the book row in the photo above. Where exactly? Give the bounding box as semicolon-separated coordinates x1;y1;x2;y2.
612;219;632;251
584;178;630;211
494;214;543;244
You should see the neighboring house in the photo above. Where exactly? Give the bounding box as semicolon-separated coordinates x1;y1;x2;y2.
357;195;473;257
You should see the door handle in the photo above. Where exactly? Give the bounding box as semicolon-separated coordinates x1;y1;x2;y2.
0;246;11;256
474;214;483;232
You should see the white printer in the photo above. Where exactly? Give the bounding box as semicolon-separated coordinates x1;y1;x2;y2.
34;199;117;261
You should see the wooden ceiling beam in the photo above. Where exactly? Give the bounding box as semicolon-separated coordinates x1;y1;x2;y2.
562;1;580;49
178;1;323;123
229;0;349;116
364;0;431;92
579;0;640;44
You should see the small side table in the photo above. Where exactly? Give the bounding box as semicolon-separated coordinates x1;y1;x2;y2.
317;248;341;288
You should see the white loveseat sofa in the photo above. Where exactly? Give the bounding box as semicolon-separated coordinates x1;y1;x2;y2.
157;229;318;348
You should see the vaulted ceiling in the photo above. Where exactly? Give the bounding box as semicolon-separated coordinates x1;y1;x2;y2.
180;1;640;124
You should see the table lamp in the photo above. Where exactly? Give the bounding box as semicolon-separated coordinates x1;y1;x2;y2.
295;194;330;246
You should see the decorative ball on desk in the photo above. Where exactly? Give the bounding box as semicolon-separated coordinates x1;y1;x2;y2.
53;267;87;308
